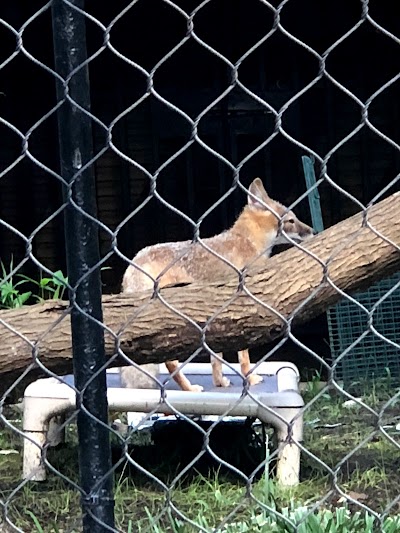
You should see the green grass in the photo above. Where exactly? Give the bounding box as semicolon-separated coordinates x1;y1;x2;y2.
1;377;400;531
3;470;400;532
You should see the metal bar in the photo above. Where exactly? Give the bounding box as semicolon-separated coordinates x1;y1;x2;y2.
51;1;115;530
302;155;325;233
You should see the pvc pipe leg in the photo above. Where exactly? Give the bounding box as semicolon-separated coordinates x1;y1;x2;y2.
23;431;47;481
276;440;301;486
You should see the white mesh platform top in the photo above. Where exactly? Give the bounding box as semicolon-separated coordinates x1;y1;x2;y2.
22;361;304;486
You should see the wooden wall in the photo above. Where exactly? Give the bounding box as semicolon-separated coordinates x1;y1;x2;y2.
0;0;398;294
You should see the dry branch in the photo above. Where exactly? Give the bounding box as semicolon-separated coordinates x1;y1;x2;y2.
0;192;399;397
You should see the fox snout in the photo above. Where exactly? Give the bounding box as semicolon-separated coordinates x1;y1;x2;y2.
297;222;315;240
278;216;315;245
289;223;315;243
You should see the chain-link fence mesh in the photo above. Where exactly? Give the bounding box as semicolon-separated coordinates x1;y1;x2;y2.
1;0;400;531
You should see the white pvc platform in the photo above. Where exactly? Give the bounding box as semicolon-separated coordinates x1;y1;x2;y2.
23;362;304;485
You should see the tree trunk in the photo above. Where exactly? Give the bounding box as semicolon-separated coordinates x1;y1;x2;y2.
1;192;399;397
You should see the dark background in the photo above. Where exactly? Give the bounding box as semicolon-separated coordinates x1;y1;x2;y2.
0;0;399;375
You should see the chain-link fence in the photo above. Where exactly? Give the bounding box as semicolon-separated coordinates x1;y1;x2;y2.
1;0;400;531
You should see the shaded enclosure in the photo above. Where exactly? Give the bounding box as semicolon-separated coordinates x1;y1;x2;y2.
1;0;398;280
1;1;398;374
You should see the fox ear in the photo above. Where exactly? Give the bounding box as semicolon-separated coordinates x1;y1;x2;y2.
248;178;271;208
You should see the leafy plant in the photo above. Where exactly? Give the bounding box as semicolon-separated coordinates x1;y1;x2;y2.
0;259;32;309
141;502;400;533
19;269;68;302
0;259;69;308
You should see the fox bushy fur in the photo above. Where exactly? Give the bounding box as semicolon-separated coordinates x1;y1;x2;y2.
121;178;314;391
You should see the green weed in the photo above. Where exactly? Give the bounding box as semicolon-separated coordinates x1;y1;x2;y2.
18;269;68;302
0;260;69;308
0;258;32;309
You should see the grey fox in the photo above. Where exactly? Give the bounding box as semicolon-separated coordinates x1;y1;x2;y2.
121;178;314;392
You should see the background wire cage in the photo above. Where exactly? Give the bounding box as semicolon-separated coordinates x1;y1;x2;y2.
329;272;400;384
302;155;400;385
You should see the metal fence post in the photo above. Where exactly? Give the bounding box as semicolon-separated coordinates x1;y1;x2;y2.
51;0;115;530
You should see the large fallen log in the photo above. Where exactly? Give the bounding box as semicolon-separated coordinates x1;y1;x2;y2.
0;192;399;397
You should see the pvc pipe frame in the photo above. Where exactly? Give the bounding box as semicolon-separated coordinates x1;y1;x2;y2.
23;363;304;486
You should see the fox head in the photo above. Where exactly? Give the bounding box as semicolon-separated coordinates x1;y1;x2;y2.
247;177;315;249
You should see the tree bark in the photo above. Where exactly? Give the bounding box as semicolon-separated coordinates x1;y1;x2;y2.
0;192;399;397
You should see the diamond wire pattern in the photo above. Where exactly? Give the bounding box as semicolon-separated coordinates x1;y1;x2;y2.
0;0;399;531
